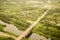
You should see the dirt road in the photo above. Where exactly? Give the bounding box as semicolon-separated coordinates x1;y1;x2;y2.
16;9;50;40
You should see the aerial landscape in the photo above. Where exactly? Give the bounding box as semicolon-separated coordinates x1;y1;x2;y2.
0;0;60;40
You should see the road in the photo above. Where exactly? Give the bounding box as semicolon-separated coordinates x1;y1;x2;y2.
16;9;50;40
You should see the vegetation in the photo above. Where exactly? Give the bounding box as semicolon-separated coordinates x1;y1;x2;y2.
32;8;60;40
0;24;6;31
23;38;29;40
0;36;15;40
0;0;60;40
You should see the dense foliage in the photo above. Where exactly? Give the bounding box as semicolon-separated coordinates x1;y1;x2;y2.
32;8;60;40
0;24;6;31
0;36;15;40
0;0;60;40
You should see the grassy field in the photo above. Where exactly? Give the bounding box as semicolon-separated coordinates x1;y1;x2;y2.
0;36;15;40
0;0;60;40
32;8;60;40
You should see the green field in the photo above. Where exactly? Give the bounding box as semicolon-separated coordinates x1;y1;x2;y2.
32;8;60;40
0;0;60;40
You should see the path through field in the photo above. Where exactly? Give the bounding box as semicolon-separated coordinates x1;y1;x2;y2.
16;9;50;40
